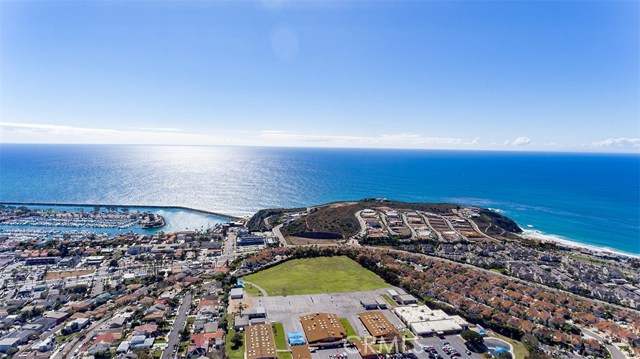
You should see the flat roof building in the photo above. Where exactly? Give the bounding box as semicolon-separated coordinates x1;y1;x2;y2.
247;307;266;319
394;305;467;337
395;294;418;305
394;305;448;324
360;297;378;310
353;339;378;359
291;345;312;359
230;288;244;299
299;313;346;346
357;311;400;343
410;320;462;336
245;324;277;359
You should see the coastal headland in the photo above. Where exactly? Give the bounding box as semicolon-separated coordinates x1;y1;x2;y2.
0;197;638;359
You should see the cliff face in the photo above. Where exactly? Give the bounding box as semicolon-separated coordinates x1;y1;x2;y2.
476;209;523;234
246;208;286;232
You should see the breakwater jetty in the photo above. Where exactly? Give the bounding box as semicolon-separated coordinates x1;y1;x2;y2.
0;201;242;221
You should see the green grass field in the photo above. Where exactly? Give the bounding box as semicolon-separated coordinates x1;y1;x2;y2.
273;322;287;350
244;256;389;296
244;282;264;297
226;315;245;359
339;318;358;338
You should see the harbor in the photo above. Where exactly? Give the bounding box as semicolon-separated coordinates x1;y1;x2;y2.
0;203;233;238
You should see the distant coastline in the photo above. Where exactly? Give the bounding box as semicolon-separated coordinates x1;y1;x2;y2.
0;201;242;221
3;200;639;257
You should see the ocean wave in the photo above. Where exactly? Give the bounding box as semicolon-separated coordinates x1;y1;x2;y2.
521;229;639;258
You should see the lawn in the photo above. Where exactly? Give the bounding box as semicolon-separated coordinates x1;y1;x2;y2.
244;282;264;297
340;318;358;339
225;315;245;359
273;322;287;350
399;330;415;340
381;294;396;307
244;256;389;296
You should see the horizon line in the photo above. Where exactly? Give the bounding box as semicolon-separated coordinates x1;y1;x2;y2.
1;141;639;155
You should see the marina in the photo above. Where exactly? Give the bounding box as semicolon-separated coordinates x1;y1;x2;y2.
0;203;232;237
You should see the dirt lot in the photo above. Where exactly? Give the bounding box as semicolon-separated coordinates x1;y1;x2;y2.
45;269;95;280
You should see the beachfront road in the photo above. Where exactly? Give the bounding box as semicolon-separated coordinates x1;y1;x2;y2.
162;291;192;359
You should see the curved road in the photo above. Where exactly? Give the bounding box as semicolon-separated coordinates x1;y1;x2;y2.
243;281;269;297
581;327;626;359
273;224;289;247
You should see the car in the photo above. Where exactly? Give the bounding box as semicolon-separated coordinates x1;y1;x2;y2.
465;350;471;355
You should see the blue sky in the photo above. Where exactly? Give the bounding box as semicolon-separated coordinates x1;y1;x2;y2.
1;0;638;151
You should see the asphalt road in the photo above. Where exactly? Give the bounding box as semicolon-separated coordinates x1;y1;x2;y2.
581;327;626;359
272;224;288;247
162;291;193;359
217;232;237;267
54;315;111;359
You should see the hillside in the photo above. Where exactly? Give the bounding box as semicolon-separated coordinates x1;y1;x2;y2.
248;198;522;240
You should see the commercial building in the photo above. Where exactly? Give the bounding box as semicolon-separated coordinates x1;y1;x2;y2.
237;237;265;246
85;256;105;266
395;294;418;305
410;320;462;336
353;339;378;359
246;307;266;319
394;305;467;337
360;297;378;310
230;288;244;299
357;311;400;343
245;324;277;359
299;313;347;346
0;338;19;353
25;257;60;266
394;305;448;324
291;344;312;359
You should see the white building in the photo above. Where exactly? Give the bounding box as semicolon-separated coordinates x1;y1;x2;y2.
394;305;467;337
230;287;243;299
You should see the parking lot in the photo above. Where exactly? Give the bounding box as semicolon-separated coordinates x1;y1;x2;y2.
410;335;485;359
312;347;362;359
246;289;496;359
250;288;399;336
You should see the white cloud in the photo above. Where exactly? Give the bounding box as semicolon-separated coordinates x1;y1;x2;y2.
258;131;481;148
592;137;640;148
0;122;240;145
128;127;183;132
504;136;531;146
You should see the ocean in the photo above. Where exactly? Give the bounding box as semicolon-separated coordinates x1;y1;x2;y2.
0;144;638;254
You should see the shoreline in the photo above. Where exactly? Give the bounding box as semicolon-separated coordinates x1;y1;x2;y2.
520;228;640;259
2;201;637;258
487;207;640;258
0;201;242;221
